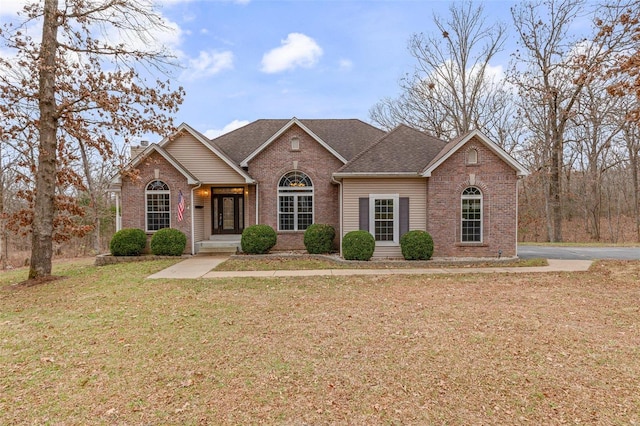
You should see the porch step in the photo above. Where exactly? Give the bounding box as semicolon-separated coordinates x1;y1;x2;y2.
195;239;241;255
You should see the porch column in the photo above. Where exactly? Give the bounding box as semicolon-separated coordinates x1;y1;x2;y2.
115;192;121;232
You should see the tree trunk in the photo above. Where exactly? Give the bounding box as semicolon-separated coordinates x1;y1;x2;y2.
549;131;563;242
29;0;59;280
0;149;5;270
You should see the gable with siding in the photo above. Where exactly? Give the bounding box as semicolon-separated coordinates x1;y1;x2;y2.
164;131;248;184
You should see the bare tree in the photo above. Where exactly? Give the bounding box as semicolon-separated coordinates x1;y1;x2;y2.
568;82;626;240
369;1;511;144
0;0;184;279
508;0;628;242
597;0;640;240
622;123;640;241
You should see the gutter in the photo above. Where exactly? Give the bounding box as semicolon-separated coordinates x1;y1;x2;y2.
332;172;421;180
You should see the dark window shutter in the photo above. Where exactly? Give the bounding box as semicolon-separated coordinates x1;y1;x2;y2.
359;198;369;231
400;197;409;236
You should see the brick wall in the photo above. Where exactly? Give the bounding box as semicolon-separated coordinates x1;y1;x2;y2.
246;124;343;250
120;151;192;254
427;137;519;257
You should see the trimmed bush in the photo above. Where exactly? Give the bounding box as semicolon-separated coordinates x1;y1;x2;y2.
109;228;147;256
150;228;187;256
400;230;434;260
303;224;336;254
241;224;277;254
342;230;375;261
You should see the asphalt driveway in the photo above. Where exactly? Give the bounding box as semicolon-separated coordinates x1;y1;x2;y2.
518;245;640;260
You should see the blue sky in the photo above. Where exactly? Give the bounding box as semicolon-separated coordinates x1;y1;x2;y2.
161;0;517;138
1;1;524;139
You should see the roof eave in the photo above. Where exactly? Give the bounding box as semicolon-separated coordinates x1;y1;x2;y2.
332;172;422;180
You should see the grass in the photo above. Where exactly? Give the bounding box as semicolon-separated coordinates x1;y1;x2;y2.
214;255;548;271
1;259;640;424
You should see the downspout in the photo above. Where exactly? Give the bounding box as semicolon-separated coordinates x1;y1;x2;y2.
331;176;342;257
191;183;202;255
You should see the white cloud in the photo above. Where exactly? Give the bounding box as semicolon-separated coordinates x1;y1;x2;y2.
205;120;250;139
181;50;234;81
483;63;504;81
339;59;353;71
260;33;323;73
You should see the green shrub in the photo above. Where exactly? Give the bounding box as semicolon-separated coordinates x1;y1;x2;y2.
241;224;277;254
400;230;434;260
109;228;147;256
342;230;375;261
150;228;187;256
303;224;336;254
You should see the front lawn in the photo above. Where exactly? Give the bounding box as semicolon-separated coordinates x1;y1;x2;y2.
1;260;639;424
214;254;547;271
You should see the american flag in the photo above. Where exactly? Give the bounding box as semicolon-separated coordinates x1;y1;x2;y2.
177;190;185;222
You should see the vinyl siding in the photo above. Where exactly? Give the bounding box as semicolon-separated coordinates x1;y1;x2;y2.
193;191;205;243
342;178;427;258
165;133;246;184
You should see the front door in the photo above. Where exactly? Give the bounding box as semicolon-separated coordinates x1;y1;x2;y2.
212;187;244;234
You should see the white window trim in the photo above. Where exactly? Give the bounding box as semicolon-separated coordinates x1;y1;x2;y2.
145;181;171;233
461;187;483;243
369;194;399;245
277;171;314;232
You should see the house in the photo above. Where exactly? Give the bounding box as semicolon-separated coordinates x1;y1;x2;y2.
109;118;528;258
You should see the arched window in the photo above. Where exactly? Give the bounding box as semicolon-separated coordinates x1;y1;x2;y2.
461;186;482;242
278;171;313;231
146;180;170;232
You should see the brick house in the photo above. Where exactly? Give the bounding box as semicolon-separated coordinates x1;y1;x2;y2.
109;118;528;258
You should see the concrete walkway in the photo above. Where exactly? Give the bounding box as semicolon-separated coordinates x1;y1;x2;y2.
147;257;593;279
147;256;229;279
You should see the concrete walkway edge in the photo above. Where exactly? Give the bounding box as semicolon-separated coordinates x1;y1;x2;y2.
147;258;593;280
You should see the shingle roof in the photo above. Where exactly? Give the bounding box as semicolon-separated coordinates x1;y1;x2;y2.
209;118;385;164
338;124;447;173
421;133;466;173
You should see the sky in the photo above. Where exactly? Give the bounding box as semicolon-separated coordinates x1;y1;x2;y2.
1;1;527;140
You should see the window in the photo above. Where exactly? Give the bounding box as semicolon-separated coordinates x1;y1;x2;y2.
467;148;478;165
278;171;313;231
461;187;482;242
146;180;170;232
369;194;399;244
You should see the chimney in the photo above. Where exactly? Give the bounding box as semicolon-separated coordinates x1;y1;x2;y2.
130;140;149;159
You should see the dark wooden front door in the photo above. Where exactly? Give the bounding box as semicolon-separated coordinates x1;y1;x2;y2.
212;189;244;234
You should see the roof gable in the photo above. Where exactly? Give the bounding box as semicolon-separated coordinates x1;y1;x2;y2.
239;117;347;167
160;123;255;184
422;130;529;177
109;143;199;187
